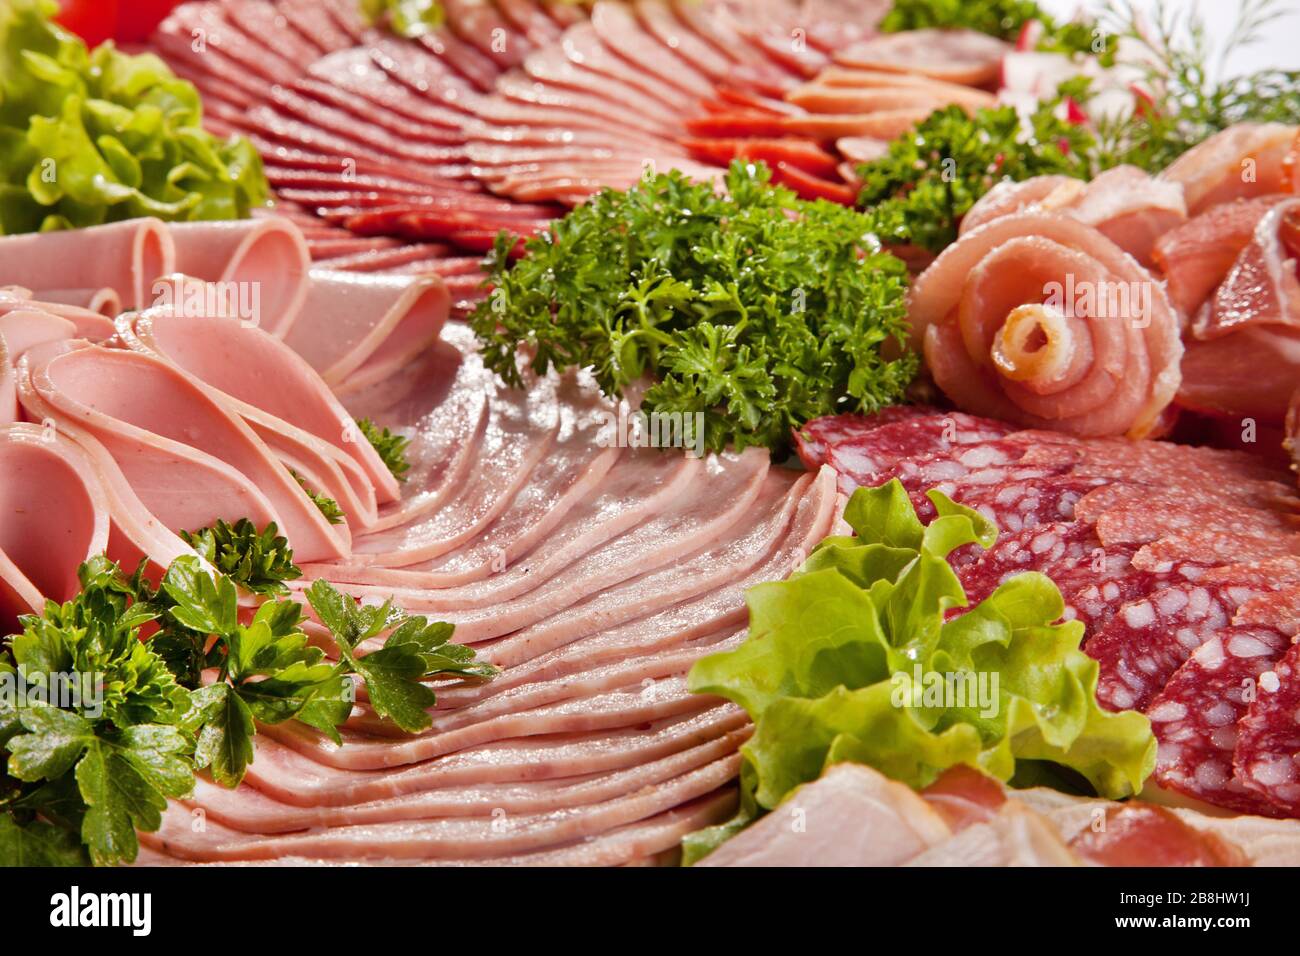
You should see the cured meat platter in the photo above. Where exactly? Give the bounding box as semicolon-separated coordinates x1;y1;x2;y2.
1;0;1299;877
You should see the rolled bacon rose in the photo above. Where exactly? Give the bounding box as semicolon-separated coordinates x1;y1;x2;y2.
909;213;1183;438
961;166;1187;266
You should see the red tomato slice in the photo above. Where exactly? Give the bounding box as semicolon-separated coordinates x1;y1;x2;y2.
115;0;184;43
53;0;119;48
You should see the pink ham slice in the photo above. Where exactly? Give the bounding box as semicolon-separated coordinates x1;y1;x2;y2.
590;1;713;100
833;29;1009;87
0;218;173;310
31;287;123;317
281;269;449;394
21;340;347;563
122;308;399;505
1161;123;1299;215
0;423;110;630
166;219;313;336
911;213;1183;438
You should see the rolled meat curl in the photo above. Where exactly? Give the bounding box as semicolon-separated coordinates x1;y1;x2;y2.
909;214;1183;438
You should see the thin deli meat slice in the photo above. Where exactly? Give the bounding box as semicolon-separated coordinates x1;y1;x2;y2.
181;724;750;832
1233;642;1300;815
590;1;712;99
1147;626;1291;816
820;412;1016;494
0;423;110;629
123;308;400;505
243;706;747;807
792;406;941;470
1088;580;1270;713
22;341;347;562
1160;122;1299;215
280;270;450;392
0;218;174;310
165;219;313;336
833;29;1010;87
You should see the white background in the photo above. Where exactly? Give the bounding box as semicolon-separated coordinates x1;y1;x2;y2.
1038;0;1300;74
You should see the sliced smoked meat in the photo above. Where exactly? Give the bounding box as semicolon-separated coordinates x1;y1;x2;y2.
1234;642;1300;815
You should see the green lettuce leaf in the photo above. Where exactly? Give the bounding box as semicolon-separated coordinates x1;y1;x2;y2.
684;479;1157;861
0;0;268;235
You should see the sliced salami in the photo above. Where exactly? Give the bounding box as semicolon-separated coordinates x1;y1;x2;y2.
792;406;938;470
824;412;1016;493
956;521;1100;603
1074;477;1300;524
1147;625;1290;817
936;474;1110;534
1096;498;1300;548
1234;642;1300;815
1134;527;1300;573
1234;584;1300;635
1088;581;1263;713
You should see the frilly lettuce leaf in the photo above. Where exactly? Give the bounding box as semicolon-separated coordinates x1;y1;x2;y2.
683;479;1156;863
0;0;268;235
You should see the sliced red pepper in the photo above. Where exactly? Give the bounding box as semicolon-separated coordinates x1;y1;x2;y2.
684;112;788;139
53;0;119;47
771;162;857;205
682;138;840;178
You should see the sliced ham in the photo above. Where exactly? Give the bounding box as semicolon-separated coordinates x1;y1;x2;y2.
0;218;173;310
33;287;123;317
280;270;449;392
697;762;951;866
911;213;1183;438
0;423;110;629
20;340;348;562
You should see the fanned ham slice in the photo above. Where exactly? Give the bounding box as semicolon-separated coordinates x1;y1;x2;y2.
911;214;1183;438
21;340;347;562
1160;122;1299;215
31;287;122;318
0;218;173;310
833;29;1009;87
165;218;313;336
0;423;110;629
280;269;449;393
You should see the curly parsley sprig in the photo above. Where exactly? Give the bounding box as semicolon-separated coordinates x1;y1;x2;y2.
1;528;495;865
472;161;917;456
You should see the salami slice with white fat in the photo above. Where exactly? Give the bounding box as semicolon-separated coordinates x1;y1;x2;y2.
1147;625;1290;817
935;474;1110;534
1088;581;1268;713
823;412;1016;494
793;406;939;470
1233;642;1300;816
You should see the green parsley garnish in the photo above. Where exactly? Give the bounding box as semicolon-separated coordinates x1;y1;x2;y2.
180;519;302;597
290;468;345;525
2;550;494;865
471;160;917;456
356;417;412;481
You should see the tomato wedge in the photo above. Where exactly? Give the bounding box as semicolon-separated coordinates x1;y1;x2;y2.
53;0;119;47
116;0;184;43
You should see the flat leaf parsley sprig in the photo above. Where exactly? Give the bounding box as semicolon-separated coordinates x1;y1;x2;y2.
1;524;494;866
471;160;918;456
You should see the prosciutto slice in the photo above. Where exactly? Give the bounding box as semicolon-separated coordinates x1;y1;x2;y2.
1175;198;1300;424
0;423;110;630
0;218;174;310
1161;123;1299;215
910;213;1183;438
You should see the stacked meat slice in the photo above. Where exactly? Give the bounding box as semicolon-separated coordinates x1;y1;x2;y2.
797;408;1300;819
